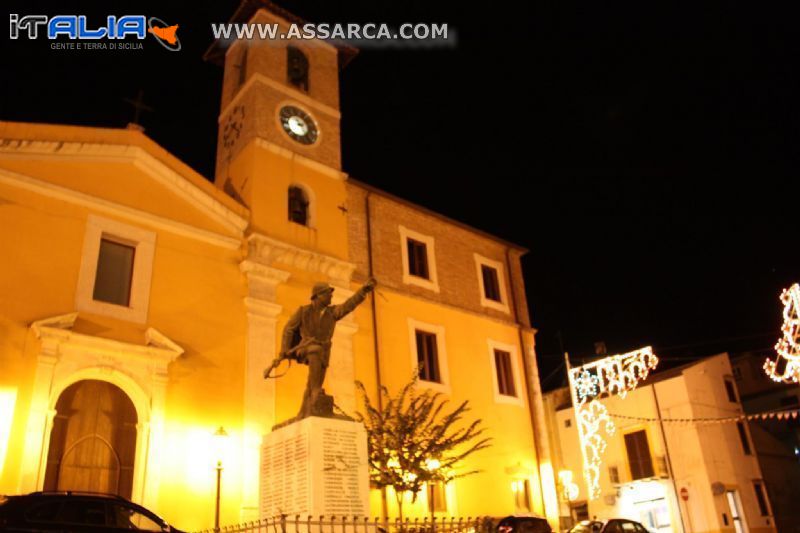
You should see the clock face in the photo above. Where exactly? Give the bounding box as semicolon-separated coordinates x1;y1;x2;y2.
279;105;318;145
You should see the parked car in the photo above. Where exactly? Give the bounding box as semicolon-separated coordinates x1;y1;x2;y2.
0;491;185;532
567;519;650;533
485;515;553;533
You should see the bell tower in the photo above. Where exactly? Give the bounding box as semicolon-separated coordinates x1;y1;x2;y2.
204;1;357;258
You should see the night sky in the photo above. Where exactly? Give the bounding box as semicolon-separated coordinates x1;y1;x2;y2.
2;1;798;388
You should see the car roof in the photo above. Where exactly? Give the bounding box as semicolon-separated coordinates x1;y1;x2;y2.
26;491;128;500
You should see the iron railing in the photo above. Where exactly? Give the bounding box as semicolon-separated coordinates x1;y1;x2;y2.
194;515;494;533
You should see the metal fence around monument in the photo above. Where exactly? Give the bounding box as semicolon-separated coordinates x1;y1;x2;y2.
194;515;494;533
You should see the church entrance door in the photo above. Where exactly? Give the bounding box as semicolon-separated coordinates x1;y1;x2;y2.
43;380;138;498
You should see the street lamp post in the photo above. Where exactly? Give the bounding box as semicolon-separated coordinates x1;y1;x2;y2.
213;426;229;533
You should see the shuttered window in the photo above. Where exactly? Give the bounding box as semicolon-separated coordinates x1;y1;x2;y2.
416;330;440;383
624;430;654;480
494;349;516;396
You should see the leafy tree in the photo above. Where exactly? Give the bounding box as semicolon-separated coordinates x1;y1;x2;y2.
354;375;491;521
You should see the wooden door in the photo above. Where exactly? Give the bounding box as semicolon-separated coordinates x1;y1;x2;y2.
43;380;137;498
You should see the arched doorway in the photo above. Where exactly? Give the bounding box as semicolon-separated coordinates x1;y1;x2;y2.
43;380;137;498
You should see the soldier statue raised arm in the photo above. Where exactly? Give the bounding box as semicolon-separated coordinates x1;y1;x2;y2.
264;277;376;421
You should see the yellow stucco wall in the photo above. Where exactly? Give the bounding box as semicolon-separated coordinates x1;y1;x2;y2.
0;118;549;531
0;130;248;529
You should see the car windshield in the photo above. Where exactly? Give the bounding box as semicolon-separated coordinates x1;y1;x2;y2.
569;521;603;533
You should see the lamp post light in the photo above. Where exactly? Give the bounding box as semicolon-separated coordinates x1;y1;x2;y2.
212;426;229;533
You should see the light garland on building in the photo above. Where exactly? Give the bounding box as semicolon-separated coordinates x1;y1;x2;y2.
608;407;800;425
566;347;659;500
765;283;800;383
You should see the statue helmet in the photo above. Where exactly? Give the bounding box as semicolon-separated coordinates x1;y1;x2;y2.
311;282;334;300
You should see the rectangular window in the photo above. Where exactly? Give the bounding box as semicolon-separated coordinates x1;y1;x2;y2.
407;238;429;279
494;349;516;397
724;379;738;402
93;238;135;306
416;330;440;383
624;430;655;480
481;264;502;302
736;422;752;455
427;482;447;513
753;482;769;516
609;466;620;484
726;491;745;533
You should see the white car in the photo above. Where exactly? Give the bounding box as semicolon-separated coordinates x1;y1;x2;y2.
567;519;650;533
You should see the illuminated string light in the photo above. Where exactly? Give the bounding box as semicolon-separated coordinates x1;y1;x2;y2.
576;369;600;402
566;347;659;500
765;283;800;383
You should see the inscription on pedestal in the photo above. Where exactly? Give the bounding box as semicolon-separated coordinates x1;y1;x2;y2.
261;432;310;515
260;417;369;519
321;426;365;515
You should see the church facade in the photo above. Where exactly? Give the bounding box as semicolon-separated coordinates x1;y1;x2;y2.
0;2;557;530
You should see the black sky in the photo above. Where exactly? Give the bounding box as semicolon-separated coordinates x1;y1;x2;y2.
2;1;798;388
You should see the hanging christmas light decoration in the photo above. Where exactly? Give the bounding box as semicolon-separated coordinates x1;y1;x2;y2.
576;369;600;402
765;283;800;383
566;347;659;500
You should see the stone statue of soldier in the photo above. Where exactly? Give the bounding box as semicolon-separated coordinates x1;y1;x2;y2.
266;278;375;421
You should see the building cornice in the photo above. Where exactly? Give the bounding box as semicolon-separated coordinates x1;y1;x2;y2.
0;168;242;250
252;138;346;180
247;233;355;287
255;137;348;181
31;312;184;369
0;138;249;234
219;73;341;123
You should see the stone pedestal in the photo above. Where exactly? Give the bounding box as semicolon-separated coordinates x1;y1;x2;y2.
260;416;370;518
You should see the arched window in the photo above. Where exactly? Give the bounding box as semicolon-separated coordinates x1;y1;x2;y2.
287;46;309;92
288;185;310;226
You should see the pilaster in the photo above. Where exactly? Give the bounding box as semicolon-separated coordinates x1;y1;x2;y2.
239;259;290;521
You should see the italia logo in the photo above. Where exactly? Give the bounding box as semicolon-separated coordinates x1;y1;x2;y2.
9;14;181;51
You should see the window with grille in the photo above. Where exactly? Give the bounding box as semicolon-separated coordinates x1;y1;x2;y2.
407;238;429;279
288;186;309;226
416;330;440;383
93;238;135;306
481;264;502;302
494;349;516;396
624;430;654;480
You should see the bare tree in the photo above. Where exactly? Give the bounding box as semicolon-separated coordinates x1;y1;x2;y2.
354;375;491;522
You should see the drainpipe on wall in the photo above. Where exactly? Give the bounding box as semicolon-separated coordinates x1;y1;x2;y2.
364;191;388;518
